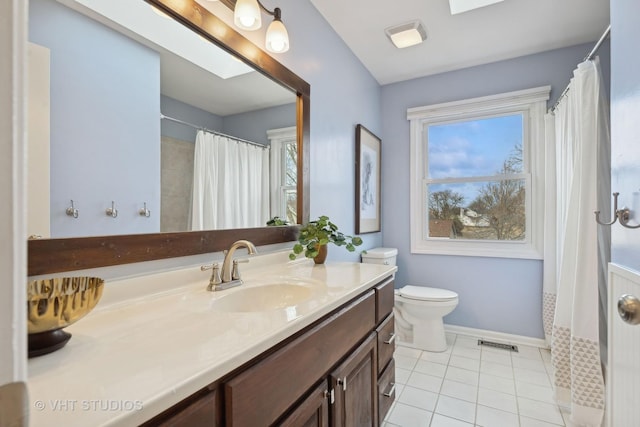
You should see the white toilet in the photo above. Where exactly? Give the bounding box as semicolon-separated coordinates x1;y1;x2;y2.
361;248;459;353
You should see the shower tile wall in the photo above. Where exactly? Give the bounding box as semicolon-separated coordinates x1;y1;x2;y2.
161;136;194;232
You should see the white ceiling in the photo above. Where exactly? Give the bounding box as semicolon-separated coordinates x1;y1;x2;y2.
310;0;610;85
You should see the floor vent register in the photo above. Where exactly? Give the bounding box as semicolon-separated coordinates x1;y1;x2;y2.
477;339;518;352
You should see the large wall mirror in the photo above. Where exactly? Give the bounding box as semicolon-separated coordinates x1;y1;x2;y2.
28;0;310;276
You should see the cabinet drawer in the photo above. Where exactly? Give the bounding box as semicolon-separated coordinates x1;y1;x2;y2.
148;389;219;427
374;277;394;324
224;290;376;426
378;358;395;424
376;313;395;375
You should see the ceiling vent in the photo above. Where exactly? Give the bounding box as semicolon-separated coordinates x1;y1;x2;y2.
384;20;427;49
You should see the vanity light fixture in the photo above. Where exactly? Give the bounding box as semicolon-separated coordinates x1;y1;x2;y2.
233;0;290;53
385;20;427;49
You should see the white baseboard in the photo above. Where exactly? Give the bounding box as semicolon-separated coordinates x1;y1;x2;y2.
443;324;549;349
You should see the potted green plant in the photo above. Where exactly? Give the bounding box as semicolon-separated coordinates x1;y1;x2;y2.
289;215;363;264
266;216;290;226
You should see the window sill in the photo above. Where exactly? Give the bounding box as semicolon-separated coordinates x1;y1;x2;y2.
411;242;543;260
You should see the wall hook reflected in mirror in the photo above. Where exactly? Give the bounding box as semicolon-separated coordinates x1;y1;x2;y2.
139;202;151;218
595;192;640;229
66;200;79;219
106;201;118;218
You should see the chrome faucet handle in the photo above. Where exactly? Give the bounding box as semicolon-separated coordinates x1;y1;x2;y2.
206;263;222;291
231;259;250;281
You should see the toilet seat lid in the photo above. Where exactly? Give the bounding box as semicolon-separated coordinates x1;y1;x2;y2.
399;285;458;302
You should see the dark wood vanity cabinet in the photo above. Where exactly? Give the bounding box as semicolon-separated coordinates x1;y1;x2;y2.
330;333;378;427
143;387;222;427
278;382;330;427
143;276;396;427
373;278;396;423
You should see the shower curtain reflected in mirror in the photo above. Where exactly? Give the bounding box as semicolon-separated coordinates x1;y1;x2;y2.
190;130;270;230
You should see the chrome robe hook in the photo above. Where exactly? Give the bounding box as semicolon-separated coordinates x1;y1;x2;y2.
619;207;640;229
595;192;640;229
66;200;79;218
594;192;620;225
106;201;118;218
139;202;151;217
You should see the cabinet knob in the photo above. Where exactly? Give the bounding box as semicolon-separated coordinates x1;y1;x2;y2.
618;294;640;325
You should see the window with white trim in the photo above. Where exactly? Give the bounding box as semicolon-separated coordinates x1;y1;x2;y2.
408;87;550;259
267;126;297;224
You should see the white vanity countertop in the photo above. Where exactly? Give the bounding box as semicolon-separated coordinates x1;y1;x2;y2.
27;252;396;427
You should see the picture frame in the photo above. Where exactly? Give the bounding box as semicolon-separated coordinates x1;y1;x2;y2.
355;124;381;234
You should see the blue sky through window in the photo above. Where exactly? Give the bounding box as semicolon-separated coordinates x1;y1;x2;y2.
426;114;523;207
427;114;523;179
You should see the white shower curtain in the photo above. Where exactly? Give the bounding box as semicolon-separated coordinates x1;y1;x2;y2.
542;58;610;426
191;131;270;230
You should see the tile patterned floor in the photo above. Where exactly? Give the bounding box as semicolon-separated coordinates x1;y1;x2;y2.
383;333;577;427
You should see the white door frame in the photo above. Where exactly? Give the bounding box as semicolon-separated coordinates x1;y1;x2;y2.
0;0;28;385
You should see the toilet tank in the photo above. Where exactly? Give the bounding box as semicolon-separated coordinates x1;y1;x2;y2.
361;247;398;266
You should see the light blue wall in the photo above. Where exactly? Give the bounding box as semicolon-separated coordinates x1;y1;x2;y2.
161;95;223;142
611;0;640;271
271;0;384;260
160;95;296;145
380;43;611;338
29;0;161;237
162;96;295;146
223;103;296;146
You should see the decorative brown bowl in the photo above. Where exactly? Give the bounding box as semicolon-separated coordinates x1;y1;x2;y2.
27;276;104;357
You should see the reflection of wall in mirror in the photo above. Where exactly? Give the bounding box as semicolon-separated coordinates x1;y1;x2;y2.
29;0;296;237
29;0;161;238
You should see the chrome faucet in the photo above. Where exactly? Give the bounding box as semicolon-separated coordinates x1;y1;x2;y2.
203;240;257;291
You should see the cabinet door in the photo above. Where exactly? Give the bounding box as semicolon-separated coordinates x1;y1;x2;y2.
330;333;378;427
278;381;330;427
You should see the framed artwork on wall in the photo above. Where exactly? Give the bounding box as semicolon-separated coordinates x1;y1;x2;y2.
355;124;381;234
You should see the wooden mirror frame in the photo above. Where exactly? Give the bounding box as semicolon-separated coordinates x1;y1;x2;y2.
28;0;310;276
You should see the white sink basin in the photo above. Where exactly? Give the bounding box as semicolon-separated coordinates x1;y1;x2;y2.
209;284;314;312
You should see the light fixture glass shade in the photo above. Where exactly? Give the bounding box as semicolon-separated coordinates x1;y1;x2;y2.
234;0;262;30
385;21;427;49
266;19;289;53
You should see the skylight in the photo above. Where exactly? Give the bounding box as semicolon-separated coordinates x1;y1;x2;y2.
68;0;254;79
448;0;506;15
